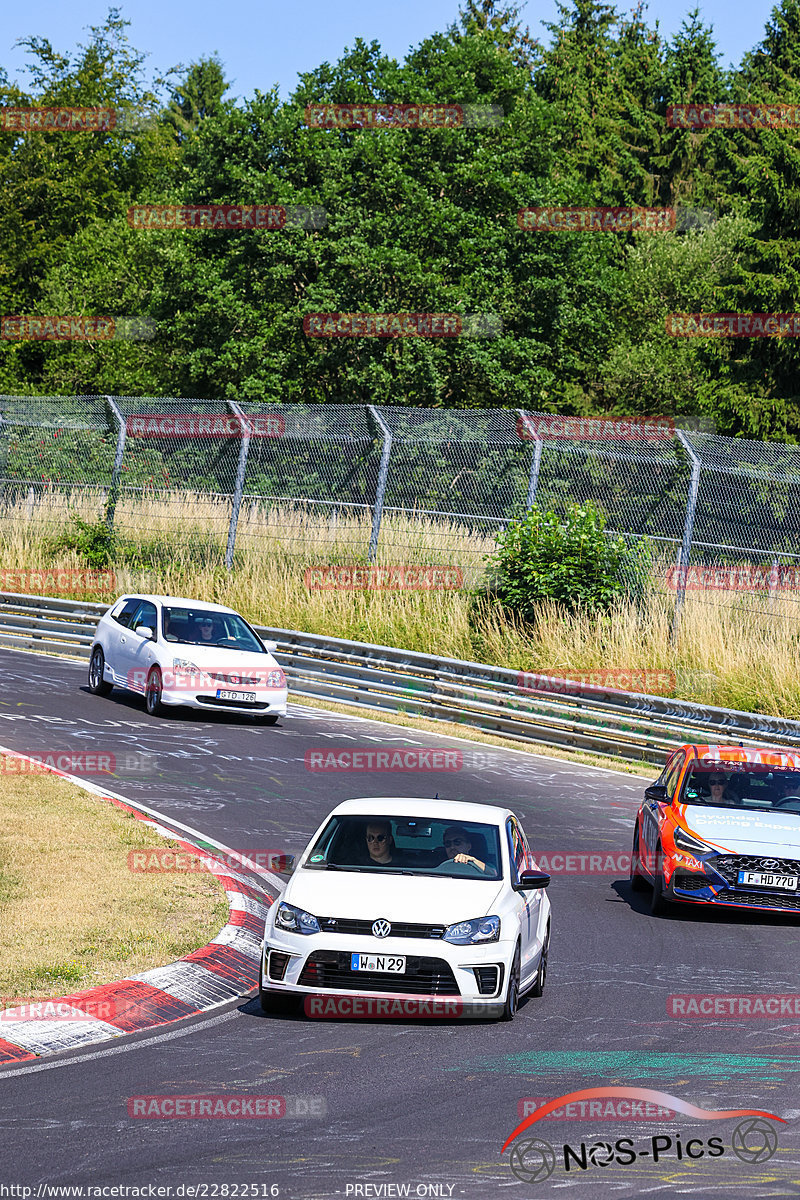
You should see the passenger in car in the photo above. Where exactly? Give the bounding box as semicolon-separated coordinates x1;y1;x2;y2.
364;821;403;866
442;826;486;872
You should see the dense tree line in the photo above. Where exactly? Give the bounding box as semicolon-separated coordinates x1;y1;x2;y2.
2;1;800;440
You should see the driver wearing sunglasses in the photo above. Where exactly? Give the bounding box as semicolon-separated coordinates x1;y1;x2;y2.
442;825;486;872
364;821;398;865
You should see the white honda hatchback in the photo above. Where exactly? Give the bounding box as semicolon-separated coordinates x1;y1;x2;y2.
88;594;288;722
260;797;551;1020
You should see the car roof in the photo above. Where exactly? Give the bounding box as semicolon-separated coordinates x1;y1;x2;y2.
113;595;239;615
682;745;800;769
327;797;515;824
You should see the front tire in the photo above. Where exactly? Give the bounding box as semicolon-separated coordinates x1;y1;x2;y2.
88;647;113;696
630;825;648;892
259;714;279;726
650;847;668;916
502;944;521;1020
145;667;164;717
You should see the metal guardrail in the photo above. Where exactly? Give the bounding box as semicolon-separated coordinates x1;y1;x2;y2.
2;590;800;766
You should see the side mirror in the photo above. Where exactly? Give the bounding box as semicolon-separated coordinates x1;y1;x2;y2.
645;783;668;804
137;626;154;641
275;854;295;874
263;639;278;652
515;869;551;892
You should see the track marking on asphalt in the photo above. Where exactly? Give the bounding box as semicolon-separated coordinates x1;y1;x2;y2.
288;702;655;780
0;1006;246;1078
1;647;656;781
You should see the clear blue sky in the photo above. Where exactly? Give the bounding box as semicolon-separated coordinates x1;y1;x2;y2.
2;0;778;103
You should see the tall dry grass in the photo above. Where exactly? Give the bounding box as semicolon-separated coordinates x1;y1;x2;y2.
2;489;800;718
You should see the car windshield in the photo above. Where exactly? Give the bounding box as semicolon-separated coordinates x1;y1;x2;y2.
303;815;503;880
161;606;265;652
681;761;800;813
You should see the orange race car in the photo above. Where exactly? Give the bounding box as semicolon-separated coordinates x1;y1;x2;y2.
630;744;800;916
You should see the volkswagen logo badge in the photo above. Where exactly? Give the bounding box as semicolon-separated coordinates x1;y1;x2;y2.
372;919;391;939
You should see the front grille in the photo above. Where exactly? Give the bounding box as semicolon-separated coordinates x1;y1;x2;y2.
713;889;800;913
473;966;501;995
196;696;268;710
211;673;260;686
267;951;290;981
318;917;446;939
672;874;710;892
712;855;800;887
298;951;459;995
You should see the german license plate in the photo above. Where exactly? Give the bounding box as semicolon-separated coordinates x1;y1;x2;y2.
350;953;406;973
216;688;256;702
738;870;799;891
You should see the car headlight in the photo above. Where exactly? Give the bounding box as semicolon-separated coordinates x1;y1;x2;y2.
673;826;713;857
173;658;202;676
265;669;286;689
274;902;320;935
442;915;500;945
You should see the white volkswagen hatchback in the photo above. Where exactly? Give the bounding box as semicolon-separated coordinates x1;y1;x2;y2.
260;797;551;1020
88;594;288;722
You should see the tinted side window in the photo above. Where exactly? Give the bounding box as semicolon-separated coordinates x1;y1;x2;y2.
112;599;140;628
507;818;533;881
130;601;157;634
663;756;684;801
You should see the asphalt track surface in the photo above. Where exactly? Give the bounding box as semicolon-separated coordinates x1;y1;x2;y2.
1;647;799;1199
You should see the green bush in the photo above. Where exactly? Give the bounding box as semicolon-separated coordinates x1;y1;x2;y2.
480;502;652;619
52;513;117;568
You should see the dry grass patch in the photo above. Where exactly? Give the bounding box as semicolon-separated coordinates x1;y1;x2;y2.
0;759;229;1000
3;491;800;718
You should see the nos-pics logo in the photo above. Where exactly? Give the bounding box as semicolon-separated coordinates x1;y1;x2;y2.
502;1087;783;1183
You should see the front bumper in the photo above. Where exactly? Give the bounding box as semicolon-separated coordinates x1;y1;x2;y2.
667;853;800;914
260;930;516;1006
160;685;288;715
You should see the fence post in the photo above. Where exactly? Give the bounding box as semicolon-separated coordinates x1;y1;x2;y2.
367;405;392;562
225;400;251;570
104;396;126;534
517;409;543;509
671;429;701;642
